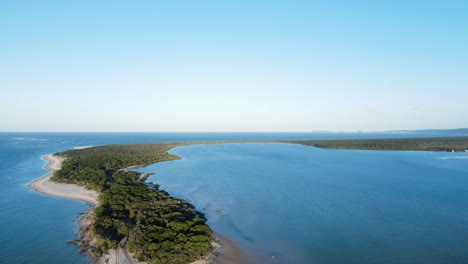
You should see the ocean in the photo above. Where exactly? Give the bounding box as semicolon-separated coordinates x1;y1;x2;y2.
0;132;467;263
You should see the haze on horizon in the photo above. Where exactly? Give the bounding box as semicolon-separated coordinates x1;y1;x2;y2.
1;1;467;132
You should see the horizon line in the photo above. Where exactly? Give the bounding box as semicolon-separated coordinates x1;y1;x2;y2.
1;128;467;134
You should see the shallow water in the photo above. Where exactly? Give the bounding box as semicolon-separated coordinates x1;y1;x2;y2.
0;132;465;263
140;143;468;264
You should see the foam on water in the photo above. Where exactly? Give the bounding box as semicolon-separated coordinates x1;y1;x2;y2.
437;155;468;160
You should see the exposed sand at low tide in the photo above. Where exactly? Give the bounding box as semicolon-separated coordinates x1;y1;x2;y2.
192;232;258;264
29;154;98;205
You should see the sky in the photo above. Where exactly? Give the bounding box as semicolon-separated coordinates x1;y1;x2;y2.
1;0;467;132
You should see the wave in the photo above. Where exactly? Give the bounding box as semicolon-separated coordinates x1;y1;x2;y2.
437;156;468;160
12;137;48;142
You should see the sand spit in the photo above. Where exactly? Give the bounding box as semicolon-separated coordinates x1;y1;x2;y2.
29;154;98;205
30;153;256;264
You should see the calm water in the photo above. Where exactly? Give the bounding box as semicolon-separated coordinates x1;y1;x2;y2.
140;144;468;264
0;132;466;263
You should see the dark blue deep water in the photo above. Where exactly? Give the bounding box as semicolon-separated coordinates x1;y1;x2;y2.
0;132;467;264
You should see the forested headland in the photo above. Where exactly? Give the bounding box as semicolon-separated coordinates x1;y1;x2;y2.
286;136;468;152
50;143;212;264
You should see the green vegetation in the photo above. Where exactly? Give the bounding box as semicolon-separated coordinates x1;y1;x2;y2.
50;143;212;264
285;136;468;152
49;136;468;263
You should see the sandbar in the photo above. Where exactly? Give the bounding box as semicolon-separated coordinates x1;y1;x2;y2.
29;154;98;205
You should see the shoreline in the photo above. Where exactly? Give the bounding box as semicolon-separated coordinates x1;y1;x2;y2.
30;152;257;264
29;154;109;261
193;232;258;264
29;154;99;205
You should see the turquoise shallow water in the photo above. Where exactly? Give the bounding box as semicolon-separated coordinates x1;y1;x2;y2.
139;143;468;264
0;132;466;264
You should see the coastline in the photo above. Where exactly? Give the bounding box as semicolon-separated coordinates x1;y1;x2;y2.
30;152;257;264
29;154;99;205
193;232;258;264
29;154;119;263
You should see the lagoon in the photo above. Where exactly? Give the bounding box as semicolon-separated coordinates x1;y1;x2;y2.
140;143;468;264
1;132;467;263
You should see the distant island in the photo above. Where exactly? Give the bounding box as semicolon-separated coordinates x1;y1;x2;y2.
29;136;468;263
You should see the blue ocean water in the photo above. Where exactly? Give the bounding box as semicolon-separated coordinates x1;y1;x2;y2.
0;132;466;263
140;144;468;264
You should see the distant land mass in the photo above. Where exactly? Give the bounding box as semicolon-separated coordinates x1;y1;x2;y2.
308;128;468;134
287;136;468;152
387;128;468;134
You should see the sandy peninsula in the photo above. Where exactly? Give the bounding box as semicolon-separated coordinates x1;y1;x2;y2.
30;152;257;264
29;154;98;205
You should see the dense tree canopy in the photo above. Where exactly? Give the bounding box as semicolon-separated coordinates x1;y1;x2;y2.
286;136;468;152
51;143;212;264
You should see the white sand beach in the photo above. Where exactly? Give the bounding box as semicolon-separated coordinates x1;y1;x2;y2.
29;154;98;205
29;153;256;264
74;146;94;150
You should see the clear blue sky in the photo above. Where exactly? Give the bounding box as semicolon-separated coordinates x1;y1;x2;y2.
1;0;467;132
